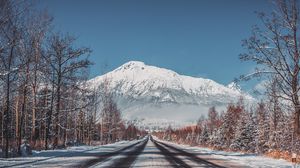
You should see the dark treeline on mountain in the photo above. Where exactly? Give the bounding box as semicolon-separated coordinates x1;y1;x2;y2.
0;1;144;158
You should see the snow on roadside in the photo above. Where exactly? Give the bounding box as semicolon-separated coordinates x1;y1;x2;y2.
153;136;297;168
0;139;143;168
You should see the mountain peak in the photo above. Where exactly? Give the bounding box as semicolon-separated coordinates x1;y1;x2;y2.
116;61;146;71
124;61;145;66
92;61;252;100
88;61;254;129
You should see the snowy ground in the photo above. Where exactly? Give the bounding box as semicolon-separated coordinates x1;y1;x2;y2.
153;136;298;168
0;139;144;168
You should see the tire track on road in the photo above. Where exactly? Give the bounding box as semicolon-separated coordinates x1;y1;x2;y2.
152;139;191;168
107;139;147;168
84;138;148;168
152;137;226;168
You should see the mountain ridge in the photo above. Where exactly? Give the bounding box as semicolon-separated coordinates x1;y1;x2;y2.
88;61;254;130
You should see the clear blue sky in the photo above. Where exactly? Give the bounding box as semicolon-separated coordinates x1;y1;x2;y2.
37;0;272;91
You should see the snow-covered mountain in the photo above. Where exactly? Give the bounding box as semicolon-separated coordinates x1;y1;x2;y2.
88;61;254;130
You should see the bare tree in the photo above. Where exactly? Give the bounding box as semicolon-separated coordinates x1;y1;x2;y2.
27;12;52;146
44;33;92;149
98;77;123;144
0;0;24;157
0;0;142;158
240;0;300;134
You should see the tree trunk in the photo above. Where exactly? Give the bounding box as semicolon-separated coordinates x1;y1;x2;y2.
45;83;54;150
4;72;10;158
18;63;30;154
31;43;39;145
31;88;36;144
53;75;61;149
295;105;300;134
18;83;27;155
15;96;19;153
4;45;15;158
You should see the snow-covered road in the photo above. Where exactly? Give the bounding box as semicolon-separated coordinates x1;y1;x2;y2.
136;137;238;168
0;136;296;167
132;138;176;167
151;137;296;168
89;136;296;168
89;136;241;168
0;138;146;168
132;137;224;168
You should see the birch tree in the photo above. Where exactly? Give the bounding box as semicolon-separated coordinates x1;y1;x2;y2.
45;33;91;149
0;0;24;157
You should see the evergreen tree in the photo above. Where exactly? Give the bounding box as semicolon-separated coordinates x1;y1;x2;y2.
256;101;270;153
231;110;256;152
200;125;209;146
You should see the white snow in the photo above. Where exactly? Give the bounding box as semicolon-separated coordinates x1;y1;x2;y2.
0;139;144;168
89;61;252;100
153;136;297;168
227;81;242;92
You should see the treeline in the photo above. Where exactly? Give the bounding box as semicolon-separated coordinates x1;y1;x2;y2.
0;1;144;158
155;97;300;160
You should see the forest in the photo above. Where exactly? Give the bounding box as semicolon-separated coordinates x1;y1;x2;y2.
155;97;300;161
0;1;144;158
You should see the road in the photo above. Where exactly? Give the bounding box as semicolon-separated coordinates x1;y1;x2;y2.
0;136;292;168
1;136;241;168
81;136;230;168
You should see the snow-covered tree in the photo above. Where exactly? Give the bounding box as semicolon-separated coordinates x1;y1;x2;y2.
256;101;270;153
231;110;256;152
207;106;218;135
